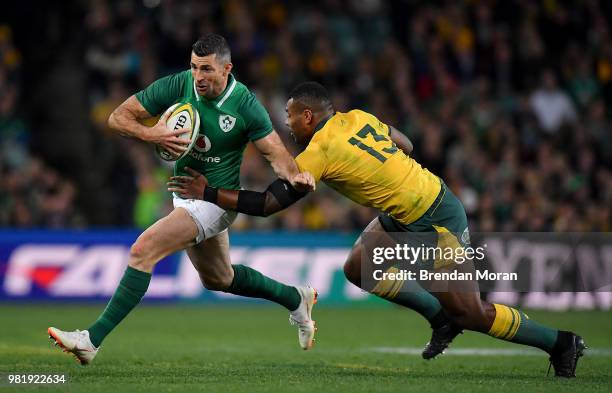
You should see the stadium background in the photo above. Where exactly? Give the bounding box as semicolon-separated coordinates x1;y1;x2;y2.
0;1;611;391
1;0;610;303
1;0;610;231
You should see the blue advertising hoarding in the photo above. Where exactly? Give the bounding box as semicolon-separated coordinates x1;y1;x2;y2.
0;230;365;304
1;230;610;309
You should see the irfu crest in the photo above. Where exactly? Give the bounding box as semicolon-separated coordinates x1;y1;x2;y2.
218;115;236;132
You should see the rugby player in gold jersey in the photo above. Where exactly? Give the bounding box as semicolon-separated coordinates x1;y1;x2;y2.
168;82;585;377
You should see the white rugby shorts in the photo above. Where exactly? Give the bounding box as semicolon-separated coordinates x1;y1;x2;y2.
173;197;237;243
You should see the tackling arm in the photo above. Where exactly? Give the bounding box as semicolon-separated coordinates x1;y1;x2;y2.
204;179;307;217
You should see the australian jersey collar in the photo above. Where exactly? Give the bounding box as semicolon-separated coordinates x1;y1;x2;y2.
313;112;335;133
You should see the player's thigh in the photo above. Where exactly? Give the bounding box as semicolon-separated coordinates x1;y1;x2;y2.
173;196;237;244
130;208;199;269
418;183;469;246
187;230;233;290
345;217;398;287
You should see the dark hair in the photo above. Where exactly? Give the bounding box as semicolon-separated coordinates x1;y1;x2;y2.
192;34;231;63
289;82;333;112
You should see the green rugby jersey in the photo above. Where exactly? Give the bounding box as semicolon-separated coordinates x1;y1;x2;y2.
135;71;273;189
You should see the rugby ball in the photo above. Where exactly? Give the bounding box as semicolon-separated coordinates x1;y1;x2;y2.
155;102;200;161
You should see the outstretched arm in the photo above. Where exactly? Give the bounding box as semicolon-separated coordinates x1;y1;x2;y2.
167;168;314;217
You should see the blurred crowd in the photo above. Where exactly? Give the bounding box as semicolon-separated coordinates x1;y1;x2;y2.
0;25;83;228
1;0;611;232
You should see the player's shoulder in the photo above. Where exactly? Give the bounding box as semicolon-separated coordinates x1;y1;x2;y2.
347;108;380;123
347;108;369;117
215;75;272;138
157;69;191;86
232;79;271;120
136;69;192;116
234;80;263;110
149;69;191;95
321;109;374;134
344;109;388;133
175;69;192;79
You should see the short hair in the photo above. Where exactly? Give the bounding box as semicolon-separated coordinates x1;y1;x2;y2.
192;34;231;64
289;82;333;112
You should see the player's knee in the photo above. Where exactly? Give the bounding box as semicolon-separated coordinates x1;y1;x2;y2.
128;238;156;271
343;258;361;286
201;274;233;291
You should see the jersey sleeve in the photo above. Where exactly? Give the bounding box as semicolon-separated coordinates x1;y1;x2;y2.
295;141;327;183
240;93;274;141
135;72;187;116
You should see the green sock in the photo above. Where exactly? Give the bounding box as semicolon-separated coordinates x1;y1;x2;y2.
226;265;301;311
370;267;444;326
87;266;151;347
488;304;559;352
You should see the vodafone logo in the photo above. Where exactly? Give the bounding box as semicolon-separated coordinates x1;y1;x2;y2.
193;135;212;153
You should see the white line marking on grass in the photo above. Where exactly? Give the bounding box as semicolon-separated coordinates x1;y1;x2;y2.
365;347;612;356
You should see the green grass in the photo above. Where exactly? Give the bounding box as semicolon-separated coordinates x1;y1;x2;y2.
1;304;611;392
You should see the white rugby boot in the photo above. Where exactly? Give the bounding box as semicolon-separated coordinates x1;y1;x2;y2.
48;327;98;365
289;286;318;350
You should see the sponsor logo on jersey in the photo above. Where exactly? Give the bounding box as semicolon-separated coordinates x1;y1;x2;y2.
188;151;221;163
219;115;236;132
188;135;220;162
193;135;212;153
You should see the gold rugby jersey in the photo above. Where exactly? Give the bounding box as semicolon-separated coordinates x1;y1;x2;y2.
295;110;441;225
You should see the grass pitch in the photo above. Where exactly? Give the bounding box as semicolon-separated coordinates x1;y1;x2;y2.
1;304;611;392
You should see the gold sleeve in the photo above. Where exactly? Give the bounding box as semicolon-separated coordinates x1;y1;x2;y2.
295;141;327;183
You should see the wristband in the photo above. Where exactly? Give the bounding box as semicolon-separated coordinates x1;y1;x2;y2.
203;186;218;204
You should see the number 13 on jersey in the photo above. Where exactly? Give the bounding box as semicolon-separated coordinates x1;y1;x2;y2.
348;124;398;163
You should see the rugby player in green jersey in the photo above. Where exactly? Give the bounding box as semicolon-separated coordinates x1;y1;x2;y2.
47;35;317;365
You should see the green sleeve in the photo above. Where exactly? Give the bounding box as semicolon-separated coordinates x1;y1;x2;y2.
135;71;188;116
241;93;273;141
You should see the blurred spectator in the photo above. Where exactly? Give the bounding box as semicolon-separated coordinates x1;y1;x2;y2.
0;24;83;228
529;69;577;134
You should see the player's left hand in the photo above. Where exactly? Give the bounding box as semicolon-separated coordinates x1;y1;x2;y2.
167;167;209;199
291;172;316;193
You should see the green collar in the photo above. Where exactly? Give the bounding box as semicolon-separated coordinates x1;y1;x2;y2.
195;73;237;108
313;112;335;133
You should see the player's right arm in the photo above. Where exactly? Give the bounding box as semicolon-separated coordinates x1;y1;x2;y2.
108;72;192;157
108;96;190;157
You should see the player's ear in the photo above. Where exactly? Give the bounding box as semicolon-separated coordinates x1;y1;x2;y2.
304;109;313;124
223;62;233;76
